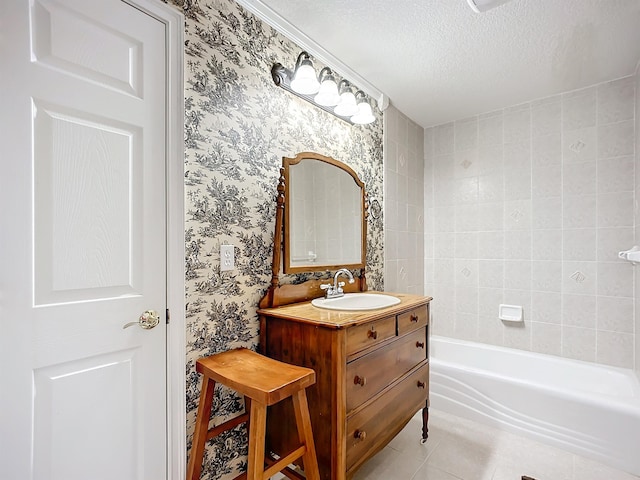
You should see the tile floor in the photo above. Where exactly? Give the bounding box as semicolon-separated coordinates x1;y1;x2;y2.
350;409;640;480
275;408;639;480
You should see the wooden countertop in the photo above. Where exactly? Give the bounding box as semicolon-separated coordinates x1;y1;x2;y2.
257;291;432;329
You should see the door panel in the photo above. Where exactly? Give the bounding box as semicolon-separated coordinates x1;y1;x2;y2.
31;0;143;96
33;351;138;478
33;101;142;304
0;0;169;478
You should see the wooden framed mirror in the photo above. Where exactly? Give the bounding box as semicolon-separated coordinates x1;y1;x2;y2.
260;152;368;308
284;152;366;273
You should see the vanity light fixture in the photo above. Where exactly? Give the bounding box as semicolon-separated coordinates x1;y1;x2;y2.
271;51;377;125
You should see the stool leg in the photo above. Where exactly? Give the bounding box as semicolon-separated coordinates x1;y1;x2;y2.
292;389;320;480
244;396;251;437
247;400;267;480
186;376;216;480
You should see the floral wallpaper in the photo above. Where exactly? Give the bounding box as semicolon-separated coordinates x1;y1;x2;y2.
167;0;385;478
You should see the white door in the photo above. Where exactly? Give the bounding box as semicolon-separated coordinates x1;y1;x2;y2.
1;0;169;478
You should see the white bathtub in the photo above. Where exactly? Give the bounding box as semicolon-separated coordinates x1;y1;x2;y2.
429;336;640;475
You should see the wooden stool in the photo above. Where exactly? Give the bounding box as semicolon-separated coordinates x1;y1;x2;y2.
186;348;321;480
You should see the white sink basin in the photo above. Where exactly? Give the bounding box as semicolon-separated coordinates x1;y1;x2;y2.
311;293;401;311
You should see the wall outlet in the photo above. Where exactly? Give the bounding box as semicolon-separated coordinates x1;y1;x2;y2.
220;244;235;272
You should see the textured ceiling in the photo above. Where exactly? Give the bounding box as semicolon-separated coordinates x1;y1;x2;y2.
256;0;640;127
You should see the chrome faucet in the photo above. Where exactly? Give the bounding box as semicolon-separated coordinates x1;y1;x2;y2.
320;268;355;299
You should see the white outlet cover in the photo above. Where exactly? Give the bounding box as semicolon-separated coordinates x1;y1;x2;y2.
220;244;234;272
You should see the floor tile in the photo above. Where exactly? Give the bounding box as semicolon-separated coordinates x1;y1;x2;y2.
271;408;640;480
352;409;640;480
411;463;463;480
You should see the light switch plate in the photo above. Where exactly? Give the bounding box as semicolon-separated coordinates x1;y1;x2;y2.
220;244;234;271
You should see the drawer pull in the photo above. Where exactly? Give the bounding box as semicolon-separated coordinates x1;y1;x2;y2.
353;375;367;386
410;314;419;322
417;380;426;389
354;430;367;441
416;341;425;349
367;328;378;340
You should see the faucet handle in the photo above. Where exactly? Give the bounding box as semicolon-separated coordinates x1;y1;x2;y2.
320;283;332;291
338;281;345;288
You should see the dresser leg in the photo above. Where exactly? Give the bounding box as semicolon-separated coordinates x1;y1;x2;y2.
421;400;429;443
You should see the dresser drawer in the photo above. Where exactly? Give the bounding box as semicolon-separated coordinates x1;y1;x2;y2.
346;315;396;356
346;362;429;471
397;305;428;336
346;328;427;412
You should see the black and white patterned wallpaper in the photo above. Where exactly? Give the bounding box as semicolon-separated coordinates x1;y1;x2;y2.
168;0;385;478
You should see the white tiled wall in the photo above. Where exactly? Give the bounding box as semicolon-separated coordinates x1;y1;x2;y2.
425;76;637;368
384;105;425;294
635;65;640;378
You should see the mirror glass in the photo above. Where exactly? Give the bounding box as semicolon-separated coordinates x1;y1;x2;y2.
284;153;366;273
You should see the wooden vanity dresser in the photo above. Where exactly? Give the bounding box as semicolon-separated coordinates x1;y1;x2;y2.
258;292;431;480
